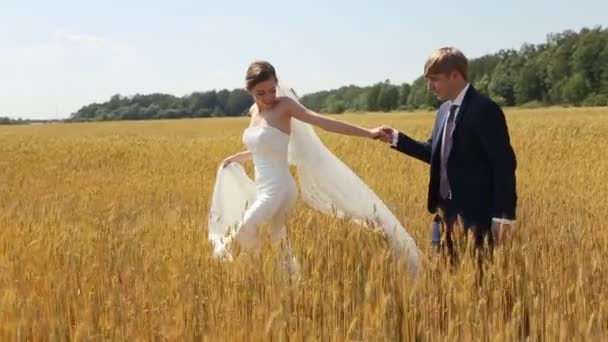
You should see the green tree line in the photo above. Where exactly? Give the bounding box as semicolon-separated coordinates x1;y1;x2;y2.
33;25;608;123
301;26;608;113
0;117;55;125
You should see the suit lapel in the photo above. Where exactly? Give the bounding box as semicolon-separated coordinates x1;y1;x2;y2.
453;85;475;136
432;104;449;154
431;86;476;159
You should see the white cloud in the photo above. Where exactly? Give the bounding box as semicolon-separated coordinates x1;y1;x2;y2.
14;42;61;58
53;28;107;48
14;28;134;59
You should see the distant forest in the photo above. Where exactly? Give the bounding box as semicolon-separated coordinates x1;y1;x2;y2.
2;26;607;124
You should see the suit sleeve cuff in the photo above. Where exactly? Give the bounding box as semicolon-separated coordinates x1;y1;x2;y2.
492;217;516;224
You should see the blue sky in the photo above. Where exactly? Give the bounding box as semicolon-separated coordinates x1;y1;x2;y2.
1;0;606;119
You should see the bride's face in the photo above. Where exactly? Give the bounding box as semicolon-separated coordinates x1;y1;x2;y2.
251;79;278;109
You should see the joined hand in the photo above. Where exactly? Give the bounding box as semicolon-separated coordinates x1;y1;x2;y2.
368;127;390;141
370;126;395;144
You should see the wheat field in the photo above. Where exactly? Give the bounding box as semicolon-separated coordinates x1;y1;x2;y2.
1;107;607;341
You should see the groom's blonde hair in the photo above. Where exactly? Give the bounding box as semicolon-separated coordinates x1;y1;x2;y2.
424;47;468;81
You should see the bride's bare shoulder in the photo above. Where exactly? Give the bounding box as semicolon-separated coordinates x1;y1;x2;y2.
276;96;298;109
247;103;257;117
274;97;296;117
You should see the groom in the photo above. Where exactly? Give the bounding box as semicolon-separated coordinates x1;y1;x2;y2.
378;47;517;254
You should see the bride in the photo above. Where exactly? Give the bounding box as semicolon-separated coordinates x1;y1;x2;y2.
208;61;421;276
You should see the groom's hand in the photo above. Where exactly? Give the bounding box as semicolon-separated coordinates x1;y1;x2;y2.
492;221;514;244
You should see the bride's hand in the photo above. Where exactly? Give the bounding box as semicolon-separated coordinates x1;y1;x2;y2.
221;151;252;168
221;156;238;168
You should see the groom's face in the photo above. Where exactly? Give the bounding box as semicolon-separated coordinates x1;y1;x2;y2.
426;73;451;101
426;72;464;101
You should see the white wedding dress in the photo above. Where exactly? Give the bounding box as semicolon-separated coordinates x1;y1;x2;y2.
208;82;421;277
217;124;298;255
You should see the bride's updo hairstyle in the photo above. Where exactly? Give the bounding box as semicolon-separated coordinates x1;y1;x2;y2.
246;61;278;90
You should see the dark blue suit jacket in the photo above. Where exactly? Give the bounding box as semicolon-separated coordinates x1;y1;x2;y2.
392;85;517;227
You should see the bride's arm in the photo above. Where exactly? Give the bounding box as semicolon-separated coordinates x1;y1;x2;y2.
221;150;252;167
285;98;387;140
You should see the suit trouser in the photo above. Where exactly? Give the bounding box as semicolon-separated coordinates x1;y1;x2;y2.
436;198;493;259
